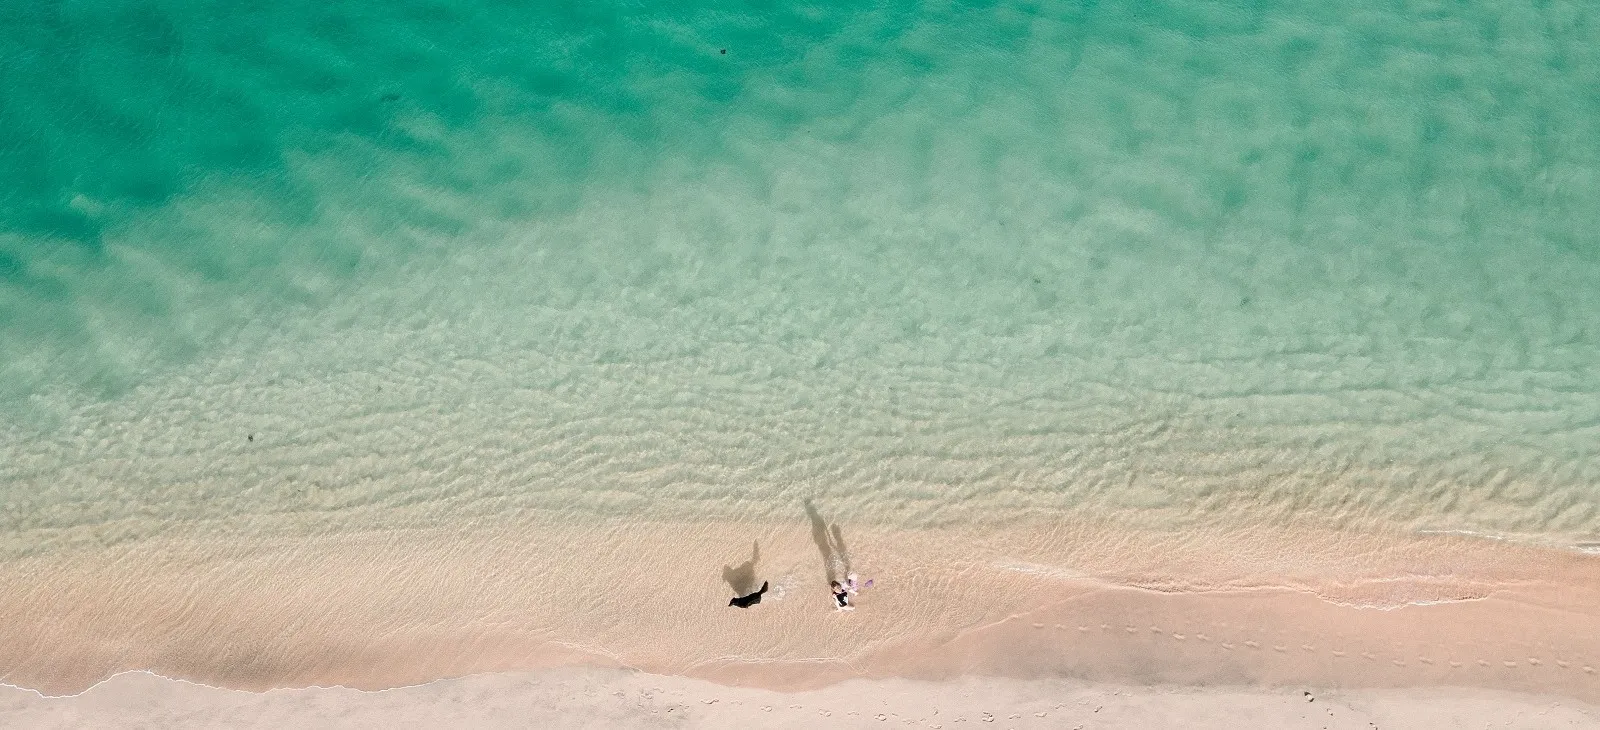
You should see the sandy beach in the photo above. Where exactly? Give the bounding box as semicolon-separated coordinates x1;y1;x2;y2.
3;512;1598;727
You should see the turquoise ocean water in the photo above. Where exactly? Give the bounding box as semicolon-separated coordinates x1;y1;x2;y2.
2;0;1597;555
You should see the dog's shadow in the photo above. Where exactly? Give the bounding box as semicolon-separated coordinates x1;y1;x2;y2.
722;540;760;596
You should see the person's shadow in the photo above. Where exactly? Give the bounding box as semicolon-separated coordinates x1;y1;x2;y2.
805;500;851;583
722;540;761;596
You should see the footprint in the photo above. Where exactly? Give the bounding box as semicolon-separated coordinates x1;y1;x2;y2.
1477;660;1491;667
1172;633;1186;640
1392;659;1405;667
1418;657;1433;665
1332;651;1346;658
876;713;888;721
1196;634;1210;642
1527;658;1542;666
1125;626;1139;634
1503;661;1518;668
1035;712;1047;717
1221;642;1235;650
1301;645;1316;652
1033;622;1046;629
1150;626;1163;634
1243;641;1260;649
1273;645;1287;652
1448;661;1462;668
762;706;772;712
1557;660;1571;668
1361;652;1376;660
1584;666;1595;674
1078;626;1089;632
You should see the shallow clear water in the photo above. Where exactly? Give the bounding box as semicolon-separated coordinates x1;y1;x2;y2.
3;0;1598;554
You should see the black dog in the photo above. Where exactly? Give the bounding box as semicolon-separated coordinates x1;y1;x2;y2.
728;581;769;608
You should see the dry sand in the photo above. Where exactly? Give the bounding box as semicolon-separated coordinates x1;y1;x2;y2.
3;667;1597;729
3;513;1599;725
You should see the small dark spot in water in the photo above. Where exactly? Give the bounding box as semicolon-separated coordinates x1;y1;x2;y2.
247;434;254;442
1032;278;1041;284
380;92;401;102
1240;296;1252;306
720;48;727;55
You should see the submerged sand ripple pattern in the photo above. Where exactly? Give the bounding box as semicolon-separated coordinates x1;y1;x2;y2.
3;229;1599;546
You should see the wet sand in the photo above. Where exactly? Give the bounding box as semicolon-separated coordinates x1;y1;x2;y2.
3;512;1598;710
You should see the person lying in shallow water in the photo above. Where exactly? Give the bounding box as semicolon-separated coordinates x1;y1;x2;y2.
831;580;852;610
